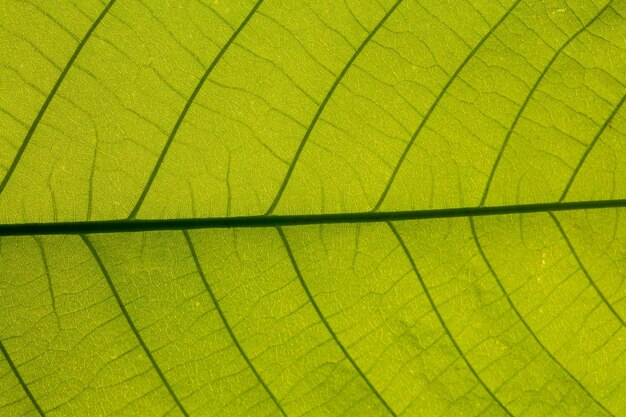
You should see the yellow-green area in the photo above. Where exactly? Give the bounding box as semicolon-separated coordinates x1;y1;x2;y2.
0;0;624;416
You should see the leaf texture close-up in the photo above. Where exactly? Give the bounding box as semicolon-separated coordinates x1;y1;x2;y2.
1;0;625;416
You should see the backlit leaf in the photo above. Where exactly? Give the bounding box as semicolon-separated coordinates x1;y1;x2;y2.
1;0;624;416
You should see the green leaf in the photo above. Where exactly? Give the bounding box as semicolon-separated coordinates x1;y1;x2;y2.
1;0;624;416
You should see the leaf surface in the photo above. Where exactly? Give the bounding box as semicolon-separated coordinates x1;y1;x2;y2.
1;0;625;416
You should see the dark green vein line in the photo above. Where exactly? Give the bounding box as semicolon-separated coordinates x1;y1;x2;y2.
182;230;287;416
560;95;625;201
387;222;513;416
479;1;614;206
469;218;614;416
80;235;189;417
548;213;625;326
33;237;58;324
1;199;623;236
129;0;265;218
276;227;397;417
373;0;523;211
0;341;45;416
0;0;117;196
265;0;405;215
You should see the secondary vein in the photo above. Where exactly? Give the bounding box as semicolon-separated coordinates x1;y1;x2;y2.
129;0;266;218
373;0;523;211
80;235;190;417
549;213;625;326
0;341;45;416
265;0;405;215
388;222;513;416
479;0;615;206
277;227;397;417
560;95;625;201
0;0;117;196
183;230;287;416
469;218;615;416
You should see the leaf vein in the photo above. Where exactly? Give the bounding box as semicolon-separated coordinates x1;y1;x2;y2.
0;0;117;196
548;213;625;326
277;227;397;417
469;218;615;416
479;1;615;206
0;341;45;416
33;237;59;327
182;230;287;416
560;95;625;201
129;0;266;218
373;0;523;210
80;235;190;417
388;222;514;417
265;0;405;215
0;199;623;236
